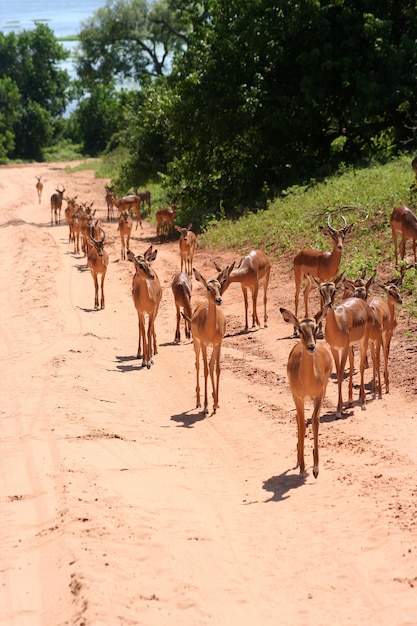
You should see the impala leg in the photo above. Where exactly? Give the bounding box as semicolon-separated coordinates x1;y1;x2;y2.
146;318;154;368
263;271;269;327
100;273;105;309
399;238;406;262
336;347;349;418
358;337;369;410
193;338;201;408
383;339;389;393
293;396;306;476
201;344;209;414
251;284;260;327
312;396;323;478
241;286;249;330
210;346;221;412
175;304;181;343
136;312;143;359
348;345;354;407
303;277;312;318
92;271;99;309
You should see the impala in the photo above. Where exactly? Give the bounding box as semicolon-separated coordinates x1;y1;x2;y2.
50;184;65;225
104;185;115;221
324;296;377;417
64;195;78;244
35;176;43;204
390;205;417;266
214;249;271;332
156;204;178;238
175;223;196;277
134;187;152;212
110;192;142;230
87;225;109;310
171;271;192;343
191;267;232;414
293;215;353;321
118;210;133;260
280;306;333;478
368;278;403;396
127;246;162;368
308;272;344;337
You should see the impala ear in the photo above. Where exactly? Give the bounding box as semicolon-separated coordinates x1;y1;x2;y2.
316;303;331;326
193;268;206;287
308;273;321;288
280;307;298;328
213;261;222;272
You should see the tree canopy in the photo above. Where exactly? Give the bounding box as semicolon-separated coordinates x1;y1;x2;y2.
0;24;70;160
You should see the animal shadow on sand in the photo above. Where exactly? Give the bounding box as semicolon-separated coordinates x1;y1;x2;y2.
171;411;208;428
262;470;306;502
115;354;149;372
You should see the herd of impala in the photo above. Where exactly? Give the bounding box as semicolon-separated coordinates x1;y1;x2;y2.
39;170;417;479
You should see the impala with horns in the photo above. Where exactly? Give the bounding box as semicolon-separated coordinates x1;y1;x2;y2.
118;210;133;260
109;191;142;230
127;246;162;368
87;225;109;310
35;176;43;204
280;306;333;478
324;295;377;417
50;184;65;225
390;205;417;267
293;215;353;324
191;266;233;415
214;249;271;332
156;204;178;238
175;223;196;277
171;271;192;343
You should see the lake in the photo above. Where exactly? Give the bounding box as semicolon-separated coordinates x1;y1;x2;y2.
0;1;106;38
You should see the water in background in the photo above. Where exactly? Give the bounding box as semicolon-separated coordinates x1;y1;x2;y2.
0;1;105;38
0;0;106;82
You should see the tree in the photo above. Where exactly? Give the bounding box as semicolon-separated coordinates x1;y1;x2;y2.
162;0;417;222
76;0;188;89
0;77;21;161
0;24;70;159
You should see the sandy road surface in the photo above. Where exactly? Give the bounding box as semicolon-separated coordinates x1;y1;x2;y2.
1;162;416;626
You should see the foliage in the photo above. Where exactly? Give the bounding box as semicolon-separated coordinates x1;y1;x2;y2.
75;0;188;89
66;85;131;156
158;0;417;224
0;24;70;160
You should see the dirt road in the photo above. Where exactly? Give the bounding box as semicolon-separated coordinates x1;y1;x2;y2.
1;162;416;626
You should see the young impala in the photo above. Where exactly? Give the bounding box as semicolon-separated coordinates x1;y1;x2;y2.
191;266;233;415
127;246;162;368
293;215;353;322
175;223;196;277
35;176;43;204
171;271;192;343
280;306;333;478
214;249;271;332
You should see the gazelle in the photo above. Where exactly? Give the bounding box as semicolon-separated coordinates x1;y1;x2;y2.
87;225;109;310
35;176;43;204
293;215;353;320
390;205;417;266
175;223;196;277
280;306;333;478
171;271;192;343
214;249;271;332
50;184;65;225
191;267;232;414
104;185;115;221
110;192;142;230
156;204;178;238
118;210;133;260
127;246;162;368
324;296;377;417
